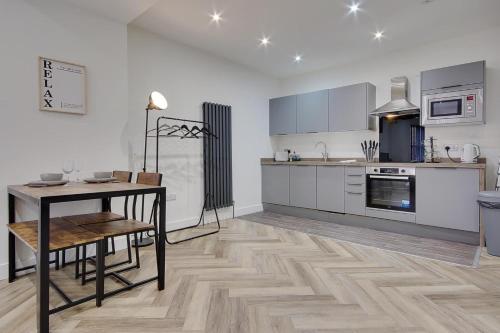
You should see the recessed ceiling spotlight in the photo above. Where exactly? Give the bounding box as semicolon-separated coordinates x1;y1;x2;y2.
210;11;222;24
259;36;271;47
294;54;302;63
373;31;384;40
348;2;360;14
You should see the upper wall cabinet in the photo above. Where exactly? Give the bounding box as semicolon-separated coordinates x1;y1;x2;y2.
421;61;485;92
297;90;329;133
269;95;297;135
329;82;376;132
269;82;375;136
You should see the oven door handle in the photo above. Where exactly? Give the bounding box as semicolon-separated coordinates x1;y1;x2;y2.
368;175;410;180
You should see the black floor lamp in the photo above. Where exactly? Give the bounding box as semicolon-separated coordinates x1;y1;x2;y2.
134;91;168;247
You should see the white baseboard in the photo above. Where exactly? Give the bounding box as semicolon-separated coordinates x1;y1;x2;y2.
235;203;263;216
0;203;263;281
163;203;262;231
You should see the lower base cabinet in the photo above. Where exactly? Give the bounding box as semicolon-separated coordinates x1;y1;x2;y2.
261;165;290;205
416;168;479;232
262;164;480;234
345;167;366;216
345;192;366;216
317;166;345;213
290;166;317;209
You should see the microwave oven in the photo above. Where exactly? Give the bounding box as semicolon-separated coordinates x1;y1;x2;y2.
421;88;484;126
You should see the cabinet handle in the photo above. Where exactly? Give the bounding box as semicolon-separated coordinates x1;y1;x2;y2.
369;175;409;180
346;191;363;195
347;183;363;186
440;84;463;89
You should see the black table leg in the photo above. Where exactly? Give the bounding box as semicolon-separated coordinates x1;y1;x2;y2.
75;246;80;279
61;250;66;268
37;199;50;333
101;198;110;212
8;194;16;283
158;189;166;290
101;198;110;257
96;240;104;307
81;246;87;285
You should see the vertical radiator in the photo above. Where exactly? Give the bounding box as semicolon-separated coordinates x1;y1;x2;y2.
203;102;233;210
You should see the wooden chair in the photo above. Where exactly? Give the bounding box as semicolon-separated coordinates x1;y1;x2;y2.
7;218;105;308
61;171;133;282
79;172;162;285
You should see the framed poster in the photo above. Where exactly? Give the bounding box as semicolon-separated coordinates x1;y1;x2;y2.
39;57;87;115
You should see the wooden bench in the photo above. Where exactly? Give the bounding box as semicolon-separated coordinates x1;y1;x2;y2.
7;218;103;252
81;219;154;238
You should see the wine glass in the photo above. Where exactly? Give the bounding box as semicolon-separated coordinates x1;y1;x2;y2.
62;160;74;181
74;160;82;182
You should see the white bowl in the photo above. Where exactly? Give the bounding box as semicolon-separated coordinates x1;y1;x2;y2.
94;171;113;179
40;173;63;181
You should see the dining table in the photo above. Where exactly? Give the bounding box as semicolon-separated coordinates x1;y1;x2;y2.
7;181;166;333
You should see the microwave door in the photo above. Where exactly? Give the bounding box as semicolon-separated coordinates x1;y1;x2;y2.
429;98;464;119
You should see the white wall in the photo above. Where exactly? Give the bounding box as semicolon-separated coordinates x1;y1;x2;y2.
274;26;500;188
127;27;278;229
0;0;129;278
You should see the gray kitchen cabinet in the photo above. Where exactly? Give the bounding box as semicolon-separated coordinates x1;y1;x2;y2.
329;83;376;132
345;166;366;177
317;166;345;213
344;167;366;216
290;166;317;209
297;90;329;133
345;192;366;216
261;165;290;205
421;61;485;91
416;168;480;232
269;95;297;135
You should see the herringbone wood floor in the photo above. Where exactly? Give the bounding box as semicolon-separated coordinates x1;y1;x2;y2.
2;218;500;332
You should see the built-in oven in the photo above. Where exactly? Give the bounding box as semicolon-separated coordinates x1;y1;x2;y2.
422;88;484;126
366;167;415;213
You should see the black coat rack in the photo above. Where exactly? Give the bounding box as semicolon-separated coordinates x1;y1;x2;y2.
148;116;221;245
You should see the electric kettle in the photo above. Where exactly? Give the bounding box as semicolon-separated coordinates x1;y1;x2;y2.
462;144;481;163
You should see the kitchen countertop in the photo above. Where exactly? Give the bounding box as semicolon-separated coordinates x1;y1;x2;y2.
261;158;486;169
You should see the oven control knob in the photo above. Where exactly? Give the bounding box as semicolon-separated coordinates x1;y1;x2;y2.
401;169;406;173
374;168;378;172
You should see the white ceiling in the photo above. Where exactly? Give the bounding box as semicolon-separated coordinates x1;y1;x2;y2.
64;0;500;78
61;0;158;24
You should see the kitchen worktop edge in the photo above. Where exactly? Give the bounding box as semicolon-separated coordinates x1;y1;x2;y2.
260;158;486;169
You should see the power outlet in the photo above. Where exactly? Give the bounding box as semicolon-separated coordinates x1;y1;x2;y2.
444;144;459;152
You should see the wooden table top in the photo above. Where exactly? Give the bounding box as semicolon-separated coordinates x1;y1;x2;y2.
8;182;163;203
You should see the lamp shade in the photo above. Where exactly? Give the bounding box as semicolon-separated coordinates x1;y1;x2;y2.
147;91;168;110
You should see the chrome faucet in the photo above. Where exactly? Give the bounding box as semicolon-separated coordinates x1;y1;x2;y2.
315;141;328;162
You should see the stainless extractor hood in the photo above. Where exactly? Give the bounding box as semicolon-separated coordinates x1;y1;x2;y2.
371;76;420;117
